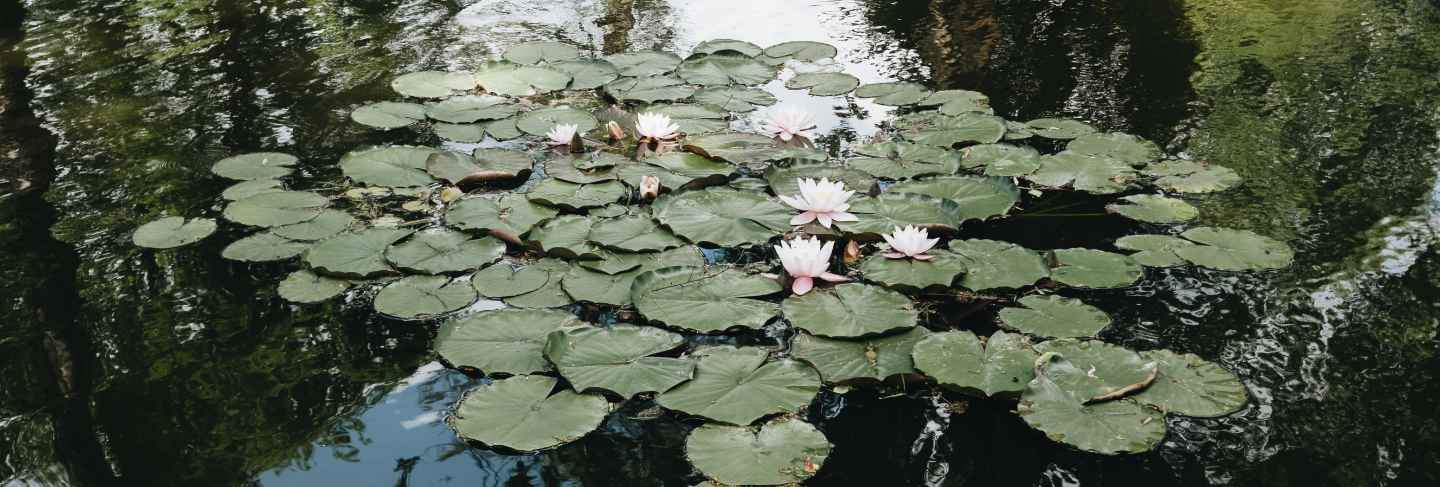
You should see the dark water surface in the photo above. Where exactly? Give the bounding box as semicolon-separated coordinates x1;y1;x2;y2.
3;0;1440;486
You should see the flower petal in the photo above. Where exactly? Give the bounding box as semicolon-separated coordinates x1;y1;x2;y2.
830;211;859;222
816;213;833;228
912;254;935;261
818;272;850;283
883;252;906;259
792;276;814;295
790;211;817;225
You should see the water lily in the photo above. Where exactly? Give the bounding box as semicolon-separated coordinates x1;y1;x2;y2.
546;123;579;146
635;112;680;141
775;236;849;295
779;178;858;228
762;105;816;142
882;225;939;260
606;120;625;141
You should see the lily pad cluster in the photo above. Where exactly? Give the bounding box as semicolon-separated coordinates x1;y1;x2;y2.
127;37;1295;480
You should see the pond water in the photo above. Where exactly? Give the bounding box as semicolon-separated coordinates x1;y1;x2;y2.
2;0;1439;486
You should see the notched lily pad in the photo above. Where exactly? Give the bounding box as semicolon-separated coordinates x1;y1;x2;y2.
352;102;426;128
693;38;764;57
604;51;684;77
552;60;621;90
517;107;599;136
527;179;627;211
1106;194;1198;224
783;283;918;338
999;295;1111;339
912;330;1037;398
1144;160;1242;193
1174;227;1293;271
785;72;860;96
685;417;831;486
1050;248;1143;289
960;144;1041;177
1027;151;1136;194
471;263;550;298
446;194;559;240
791;327;932;383
837;193;962;236
340;146;438;188
1067;132;1161;166
589;214;685;252
632;266;782;333
211;152;298;180
605;76;697;103
652;188;790;246
221;179;284;201
374;275;478;319
1137;349;1248;417
385;229;506;274
766;164;874;197
948;239;1050;291
919;90;992;115
1115;235;1197;268
221;232;309;262
692;86;776;112
305;228;414;278
222;191;327;227
427;149;533;185
452;375;609;452
854;81;930;106
762;41;838;62
848;141;960;179
899;112;1007;147
502;41;581;65
473;62;571;97
677;53;777;86
1025;118;1097;140
543;325;693;398
278;270;352;304
656;346;819;424
272;209;353;241
859;251;966;291
1017;352;1166;455
425;95;519;124
392;71;475;98
133;216;217;249
437;309;581;376
887;176;1020;222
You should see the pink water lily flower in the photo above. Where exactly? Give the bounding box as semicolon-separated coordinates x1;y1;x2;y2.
762;106;816;142
775;236;850;295
635;112;680;141
883;225;940;260
546;123;579;146
779;178;858;228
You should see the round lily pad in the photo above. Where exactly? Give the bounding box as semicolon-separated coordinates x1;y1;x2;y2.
446;194;559;240
683;132;779;165
947;239;1050;290
305;228;413;278
1050;248;1143;289
561;247;706;305
900;112;1007;147
452;375;609;452
1031;339;1156;398
133;216;217;249
544;158;618;184
220;232;309;262
858;250;965;291
221;179;284;201
339;146;438;188
1027;151;1136;194
604;76;696;103
632;266;782;333
854;82;930;106
848;141;960;179
1174;227;1293;271
373;275;477;319
656;346;820;424
473;62;571;97
352;101;426;128
604;51;683;77
517;107;599;136
543;325;693;398
436;308;582;376
685;417;831;486
1004;121;1036;140
527;179;626;211
502;41;581;64
471;263;550;298
837;193;962;236
919;90;992;115
785;72;859;96
222;191;328;227
652;188;791;246
693;38;764;57
783;283;918;338
1115;235;1197;268
790;327;932;383
617;152;734;189
277;270;351;304
1106;194;1198;224
551;60;621;90
1067;132;1161;166
911;330;1037;398
692;86;776;112
677;53;776;86
1144;160;1242;193
887;176;1020;222
427;149;533;185
424;95;519;124
271;209;353;241
527;215;602;259
501;259;574;309
1136;349;1248;417
391;71;475;98
960;144;1041;176
1025;118;1097;139
766;164;875;197
589;214;685;252
999;295;1111;339
385;229;506;274
211;152;298;180
1017;352;1166;455
762;41;838;62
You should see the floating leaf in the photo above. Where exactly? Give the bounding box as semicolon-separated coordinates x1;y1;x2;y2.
502;259;574;309
527;215;602;259
562;247;705;305
1144;160;1242;193
424;95;519;123
589;214;685;252
854;82;930;106
452;375;609;452
837;193;962;236
1106;194;1198;224
1174;227;1293;271
543;158;618;184
391;71;474;98
785;72;860;96
887;176;1020;222
427;149;533;185
656;346;819;424
446;194;559;239
1067;132;1161;166
848;141;960;179
436;309;581;376
617;152;734;189
604;51;683;77
502;41;581;64
211;152;298;180
1017;352;1165;455
305;228;413;278
1136;349;1248;417
1027;151;1135;194
552;60;621;90
385;229;506;274
527;179;627;210
374;275;477;319
339;146;438;188
900;112;1007;147
919;90;992;115
999;295;1111;339
765;164;874;197
691;86;777;112
473;62;571;97
269;210;352;241
632;266;782;333
604;76;697;103
517;107;599;136
471;263;550;298
352;102;426;128
221;179;284;201
278;270;351;304
434;123;487;143
791;327;931;383
1024;118;1097;140
220;232;309;262
948;239;1049;290
693;38;764;57
133;216;217;249
677;53;777;86
762;41;838;62
911;330;1037;398
543;325;693;398
1050;248;1143;289
858;251;966;291
652;187;790;246
783;283;918;338
960;144;1041;176
1114;235;1196;268
483;117;524;140
222;191;327;227
1004;120;1035;140
685;417;831;486
644;104;728;135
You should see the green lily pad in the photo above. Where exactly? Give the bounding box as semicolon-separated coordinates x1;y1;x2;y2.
352;102;426;129
391;71;475;98
542;158;619;184
502;259;575;309
888;176;1020;222
527;215;602;259
656;346;819;424
1106;194;1198;224
1004;121;1036;140
427;149;533;185
1027;151;1135;194
783;283;918;338
859;251;967;291
373;275;477;319
527;179;627;211
385;229;506;274
502;41;581;64
436;309;581;376
339;146;438;188
785;72;860;96
446;194;559;240
854;81;930;106
644;104;729;135
277;270;351;304
693;39;764;57
517;107;599;136
589;214;685;252
1174;227;1293;271
960;144;1042;176
677;53;776;86
685;417;831;486
473;62;571;97
837;193;962;236
947;239;1049;290
305;228;413;278
652;188;790;246
1031;339;1156;397
1136;349;1248;417
617;152;734;189
543;325;693;398
791;327;932;383
1144;160;1242;193
766;164;874;197
604;76;697;103
911;330;1037;398
1024;118;1097;139
222;191;327;227
221;179;284;201
471;263;550;298
424;95;519;123
452;375;609;452
1017;352;1166;455
1114;235;1196;268
562;247;705;305
133;216;217;249
900;112;1007;147
848;141;960;179
270;210;352;241
551;60;621;90
762;41;837;62
919;90;992;115
577;249;650;274
1067;132;1161;166
1050;248;1143;289
211;152;298;180
433;123;489;143
632;266;782;333
691;86;777;112
484;117;525;140
684;132;781;165
604;51;683;77
220;232;309;262
999;295;1111;339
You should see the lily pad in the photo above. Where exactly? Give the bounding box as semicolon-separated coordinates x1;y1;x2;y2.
762;41;838;62
502;41;581;65
221;179;285;201
1004;121;1036;140
919;90;992;115
1106;194;1198;224
656;346;820;424
1025;118;1097;139
948;239;1049;290
473;62;571;97
617;152;734;189
436;309;581;376
277;270;351;304
527;215;602;259
271;209;353;241
837;193;962;236
543;325;693;398
374;275;477;319
589;214;685;252
677;53;776;86
391;71;475;98
604;51;683;77
446;194;559;240
339;146;438;188
685;417;831;486
527;179;627;210
1050;248;1143;289
911;330;1037;397
133;216;218;249
1174;227;1293;271
858;251;966;291
644;104;728;135
1030;339;1156;397
1114;235;1197;268
632;266;782;333
471;263;550;298
551;60;621;90
766;164;875;197
693;39;764;57
385;229;506;274
848;141;960;179
427;149;533;185
691;86;777;112
901;112;1007;147
791;327;932;383
211;152;298;180
854;81;930;106
1027;151;1136;194
604;76;697;103
684;132;782;165
1136;349;1248;417
305;228;413;278
452;375;609;452
563;247;705;305
1144;160;1242;193
888;176;1020;222
220;232;309;262
960;144;1042;176
222;191;328;227
652;188;791;246
783;283;918;338
1067;132;1161;166
1017;352;1166;455
425;95;519;123
541;160;619;184
352;102;426;128
785;72;860;96
999;295;1111;339
517;107;599;136
502;259;575;309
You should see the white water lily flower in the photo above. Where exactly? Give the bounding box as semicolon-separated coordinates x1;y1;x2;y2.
762;106;816;141
882;225;940;260
546;123;579;145
779;178;858;228
775;236;849;295
635;112;680;140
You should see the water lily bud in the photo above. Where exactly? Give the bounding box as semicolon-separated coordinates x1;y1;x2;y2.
439;186;464;203
607;120;625;141
843;239;862;264
639;175;661;200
